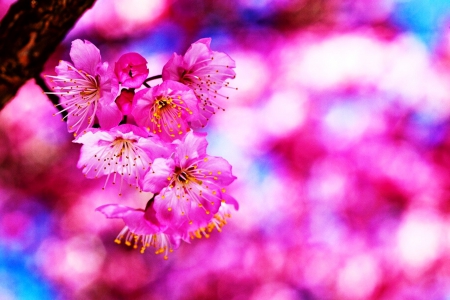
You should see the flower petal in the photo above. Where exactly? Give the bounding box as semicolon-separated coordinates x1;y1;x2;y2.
183;38;212;69
96;204;164;235
196;156;237;186
97;100;123;129
221;192;239;210
142;158;175;193
153;188;192;227
162;53;184;82
70;39;101;75
176;131;208;168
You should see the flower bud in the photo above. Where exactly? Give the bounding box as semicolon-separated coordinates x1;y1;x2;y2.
114;52;149;88
115;88;135;115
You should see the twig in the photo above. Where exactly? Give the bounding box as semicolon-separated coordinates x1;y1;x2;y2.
143;75;163;88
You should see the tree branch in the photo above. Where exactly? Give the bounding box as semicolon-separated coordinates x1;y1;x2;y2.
0;0;96;111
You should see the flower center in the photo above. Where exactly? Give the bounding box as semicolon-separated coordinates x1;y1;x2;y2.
157;98;169;108
111;138;136;158
154;96;172;113
80;74;100;98
174;166;195;184
149;96;180;138
85;135;151;195
177;171;189;182
47;68;102;135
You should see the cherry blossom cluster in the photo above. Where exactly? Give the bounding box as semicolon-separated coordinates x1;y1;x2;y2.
46;38;238;258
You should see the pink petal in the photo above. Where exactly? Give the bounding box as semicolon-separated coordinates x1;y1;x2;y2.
96;100;123;129
115;88;135;115
75;130;113;178
189;105;214;129
176;131;208;168
153;188;190;227
131;88;152;128
70;39;101;74
112;123;149;138
66;105;94;135
196;156;237;186
221;193;239;210
141;158;175;193
190;183;222;215
96;204;164;235
96;204;142;218
195;38;212;47
54;61;82;80
162;53;184;82
183;39;212;69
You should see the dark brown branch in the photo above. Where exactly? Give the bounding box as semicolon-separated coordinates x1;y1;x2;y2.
0;0;97;111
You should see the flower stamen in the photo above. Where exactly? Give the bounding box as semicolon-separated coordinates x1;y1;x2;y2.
115;226;174;259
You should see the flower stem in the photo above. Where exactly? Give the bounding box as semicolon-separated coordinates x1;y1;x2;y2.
143;75;162;88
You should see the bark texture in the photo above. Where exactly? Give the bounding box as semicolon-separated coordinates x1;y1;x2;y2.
0;0;96;110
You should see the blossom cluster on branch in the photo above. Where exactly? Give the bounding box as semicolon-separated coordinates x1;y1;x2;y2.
46;38;238;259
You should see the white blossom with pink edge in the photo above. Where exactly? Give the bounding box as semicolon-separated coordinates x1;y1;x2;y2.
74;124;172;195
46;39;122;136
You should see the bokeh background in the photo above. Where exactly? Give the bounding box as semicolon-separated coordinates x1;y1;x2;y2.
2;0;450;299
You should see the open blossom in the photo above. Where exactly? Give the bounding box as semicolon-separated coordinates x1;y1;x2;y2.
162;38;236;128
96;198;181;258
46;39;122;136
142;131;237;227
132;80;199;142
114;52;149;88
74;124;171;194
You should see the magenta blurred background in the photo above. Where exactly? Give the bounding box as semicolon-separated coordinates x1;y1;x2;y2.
2;0;450;299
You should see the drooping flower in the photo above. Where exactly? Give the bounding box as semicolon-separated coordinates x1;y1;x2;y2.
46;39;122;136
188;201;237;240
142;131;238;227
132;80;199;142
114;52;149;88
96;198;181;258
74;124;171;194
162;38;236;128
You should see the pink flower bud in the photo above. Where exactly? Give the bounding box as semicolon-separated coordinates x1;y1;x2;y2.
114;52;149;88
115;88;135;115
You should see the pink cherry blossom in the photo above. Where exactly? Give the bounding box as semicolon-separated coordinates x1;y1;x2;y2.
142;131;237;227
74;124;171;194
132;80;199;142
96;199;181;258
114;52;149;88
162;38;236;128
46;39;122;136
